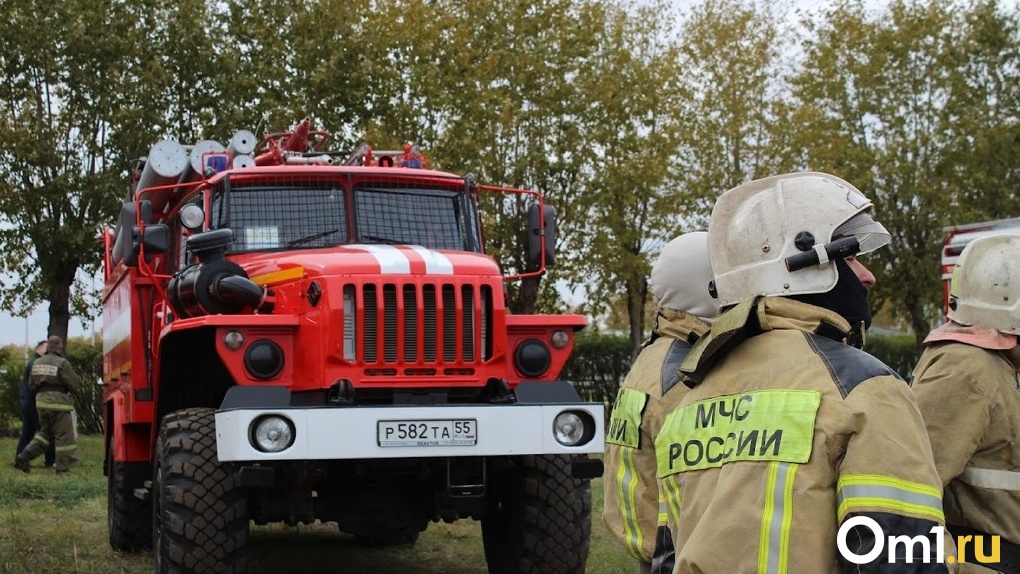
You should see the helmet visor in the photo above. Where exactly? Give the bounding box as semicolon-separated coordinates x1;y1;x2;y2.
833;212;890;254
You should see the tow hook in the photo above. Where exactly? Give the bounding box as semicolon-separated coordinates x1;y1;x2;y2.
571;458;604;480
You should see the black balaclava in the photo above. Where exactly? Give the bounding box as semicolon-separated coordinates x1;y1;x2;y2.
790;257;871;330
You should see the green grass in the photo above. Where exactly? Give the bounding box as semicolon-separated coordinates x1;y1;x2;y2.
0;436;634;574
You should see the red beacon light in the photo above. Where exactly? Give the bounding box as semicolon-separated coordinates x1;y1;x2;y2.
358;142;430;169
397;143;429;169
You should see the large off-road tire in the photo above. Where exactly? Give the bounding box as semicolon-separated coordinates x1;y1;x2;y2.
482;454;592;574
108;441;152;551
153;408;249;574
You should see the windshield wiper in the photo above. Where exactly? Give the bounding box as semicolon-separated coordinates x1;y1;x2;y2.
287;229;339;248
362;234;402;245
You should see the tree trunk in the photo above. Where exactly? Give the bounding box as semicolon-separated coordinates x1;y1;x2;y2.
627;276;648;362
896;285;933;348
43;259;78;344
908;305;932;348
513;276;541;315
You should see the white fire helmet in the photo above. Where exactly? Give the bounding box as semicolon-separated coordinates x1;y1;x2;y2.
947;233;1020;334
649;231;720;320
708;172;891;308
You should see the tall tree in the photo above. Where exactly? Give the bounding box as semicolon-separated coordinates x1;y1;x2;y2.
790;0;1020;340
570;0;687;357
673;0;796;217
0;0;136;340
939;0;1020;222
117;0;233;144
383;0;609;315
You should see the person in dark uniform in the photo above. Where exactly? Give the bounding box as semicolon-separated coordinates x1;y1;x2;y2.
14;335;81;474
14;340;55;469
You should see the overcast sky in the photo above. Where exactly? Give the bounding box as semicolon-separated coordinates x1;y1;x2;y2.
0;306;94;349
0;266;99;350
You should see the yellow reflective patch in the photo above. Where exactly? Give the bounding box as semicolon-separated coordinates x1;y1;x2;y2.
655;389;820;476
250;266;305;287
36;402;74;411
606;388;648;448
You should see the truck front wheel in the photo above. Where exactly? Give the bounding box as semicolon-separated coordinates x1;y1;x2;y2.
153;408;249;574
482;454;592;574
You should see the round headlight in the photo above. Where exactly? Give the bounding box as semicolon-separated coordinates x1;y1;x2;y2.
514;339;551;377
224;330;244;350
180;204;205;230
245;339;284;379
252;415;294;453
550;330;569;349
553;411;586;446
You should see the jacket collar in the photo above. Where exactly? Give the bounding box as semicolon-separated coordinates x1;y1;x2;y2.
923;320;1017;351
754;297;853;342
653;308;712;343
680;296;854;388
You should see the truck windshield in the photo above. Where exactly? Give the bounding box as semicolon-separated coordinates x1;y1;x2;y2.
353;183;478;251
210;179;480;253
212;182;348;252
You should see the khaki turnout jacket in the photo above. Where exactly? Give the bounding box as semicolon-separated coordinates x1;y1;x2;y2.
912;340;1020;546
656;297;952;573
30;351;80;411
603;309;710;570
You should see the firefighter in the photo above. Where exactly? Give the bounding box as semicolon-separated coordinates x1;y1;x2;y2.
14;340;55;469
14;335;81;474
603;231;720;574
912;233;1020;573
657;172;952;572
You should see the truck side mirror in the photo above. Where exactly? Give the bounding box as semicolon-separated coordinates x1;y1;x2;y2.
527;204;556;269
119;200;167;267
132;224;169;265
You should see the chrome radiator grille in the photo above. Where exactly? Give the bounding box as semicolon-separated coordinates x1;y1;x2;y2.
344;283;492;364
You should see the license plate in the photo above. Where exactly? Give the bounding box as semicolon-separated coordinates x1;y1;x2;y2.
377;419;477;447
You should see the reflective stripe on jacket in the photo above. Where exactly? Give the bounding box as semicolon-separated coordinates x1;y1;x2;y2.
912;339;1020;545
656;297;951;573
602;309;709;565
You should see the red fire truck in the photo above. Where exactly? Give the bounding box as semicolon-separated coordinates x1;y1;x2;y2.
101;119;603;573
941;217;1020;315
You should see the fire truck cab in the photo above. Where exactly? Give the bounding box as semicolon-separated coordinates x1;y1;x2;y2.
102;120;603;574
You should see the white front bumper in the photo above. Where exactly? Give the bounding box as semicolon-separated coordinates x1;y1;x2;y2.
215;403;604;462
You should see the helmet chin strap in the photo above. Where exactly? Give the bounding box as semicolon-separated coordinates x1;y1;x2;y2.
790;257;872;332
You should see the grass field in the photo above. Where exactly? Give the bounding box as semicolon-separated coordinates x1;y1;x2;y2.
0;436;635;574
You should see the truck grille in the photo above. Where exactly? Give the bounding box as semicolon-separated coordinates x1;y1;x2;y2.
344;283;492;365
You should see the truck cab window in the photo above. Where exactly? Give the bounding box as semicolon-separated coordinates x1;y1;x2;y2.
354;183;474;251
211;182;348;253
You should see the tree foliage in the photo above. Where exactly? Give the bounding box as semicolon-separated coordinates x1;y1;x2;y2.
0;0;1018;356
792;0;1020;341
571;0;686;356
0;0;135;341
674;0;797;206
